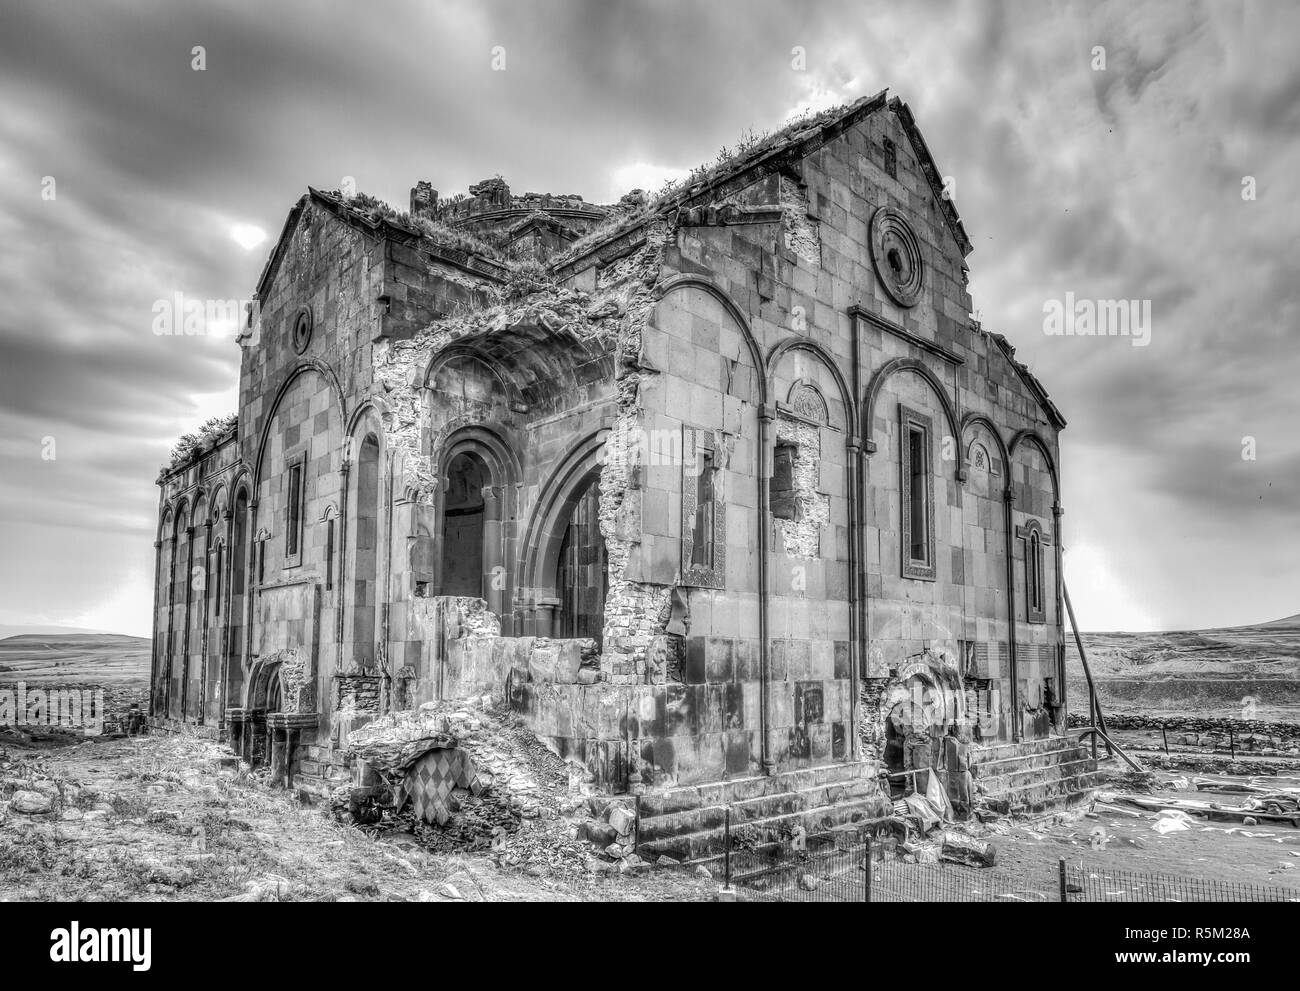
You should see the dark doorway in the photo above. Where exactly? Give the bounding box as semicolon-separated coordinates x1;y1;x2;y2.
556;471;607;647
442;451;490;597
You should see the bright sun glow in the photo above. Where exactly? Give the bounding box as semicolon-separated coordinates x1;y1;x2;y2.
229;223;267;251
1063;541;1159;632
607;162;688;201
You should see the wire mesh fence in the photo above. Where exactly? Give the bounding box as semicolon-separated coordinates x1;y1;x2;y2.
721;825;1298;903
1063;863;1297;903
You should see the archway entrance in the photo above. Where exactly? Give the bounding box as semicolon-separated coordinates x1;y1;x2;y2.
441;451;491;598
555;470;607;647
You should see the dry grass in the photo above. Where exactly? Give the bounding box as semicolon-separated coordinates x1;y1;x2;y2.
0;732;711;903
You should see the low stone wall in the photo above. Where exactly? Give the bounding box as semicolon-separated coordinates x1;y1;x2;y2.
1069;711;1300;746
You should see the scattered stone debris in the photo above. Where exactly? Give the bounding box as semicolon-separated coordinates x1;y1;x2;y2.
939;832;998;868
334;699;672;879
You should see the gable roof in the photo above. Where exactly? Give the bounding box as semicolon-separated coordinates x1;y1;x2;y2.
990;332;1068;429
252;187;507;306
551;89;972;278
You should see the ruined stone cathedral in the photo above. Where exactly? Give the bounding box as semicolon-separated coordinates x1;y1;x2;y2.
151;92;1071;833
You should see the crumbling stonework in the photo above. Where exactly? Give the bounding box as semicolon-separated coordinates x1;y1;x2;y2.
151;91;1068;808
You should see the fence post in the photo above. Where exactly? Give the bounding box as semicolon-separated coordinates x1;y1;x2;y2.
1058;858;1067;903
864;834;872;903
723;806;731;890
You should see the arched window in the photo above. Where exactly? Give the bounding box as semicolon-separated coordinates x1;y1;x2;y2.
1018;520;1047;624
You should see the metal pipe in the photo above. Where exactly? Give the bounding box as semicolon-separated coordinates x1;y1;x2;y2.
1064;582;1111;759
149;537;162;718
758;404;774;774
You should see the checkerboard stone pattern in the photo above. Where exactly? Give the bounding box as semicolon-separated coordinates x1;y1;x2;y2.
401;747;485;825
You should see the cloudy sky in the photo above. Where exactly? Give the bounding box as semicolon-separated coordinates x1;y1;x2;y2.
0;0;1296;637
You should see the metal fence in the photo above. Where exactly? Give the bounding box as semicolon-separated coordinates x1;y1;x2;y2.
1063;863;1295;903
723;831;1297;903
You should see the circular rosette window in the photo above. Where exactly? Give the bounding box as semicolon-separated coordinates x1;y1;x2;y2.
869;207;925;307
291;308;313;354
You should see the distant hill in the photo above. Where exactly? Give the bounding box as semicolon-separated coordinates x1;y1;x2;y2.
0;624;126;640
0;632;150;686
1067;621;1300;721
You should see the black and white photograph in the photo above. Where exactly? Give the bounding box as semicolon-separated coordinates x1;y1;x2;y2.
0;0;1296;972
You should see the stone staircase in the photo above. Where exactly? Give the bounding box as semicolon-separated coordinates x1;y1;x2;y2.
971;736;1101;816
635;761;890;867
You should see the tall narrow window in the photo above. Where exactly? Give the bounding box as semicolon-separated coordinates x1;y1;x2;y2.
900;405;935;581
691;450;715;569
257;540;265;586
681;427;725;589
1028;532;1041;613
908;428;928;563
883;136;897;179
286;462;303;558
214;544;223;616
1018;521;1047;624
325;518;335;591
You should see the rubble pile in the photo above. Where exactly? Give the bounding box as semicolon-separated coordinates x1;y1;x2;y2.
339;699;666;877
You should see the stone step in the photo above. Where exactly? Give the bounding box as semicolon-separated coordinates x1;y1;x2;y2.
977;771;1104;814
973;747;1093;776
639;796;889;864
1000;786;1097;818
976;758;1098;796
638;761;875;818
971;736;1077;763
638;777;881;843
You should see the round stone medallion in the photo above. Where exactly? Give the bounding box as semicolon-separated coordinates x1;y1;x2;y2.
869;207;925;307
291;308;313;354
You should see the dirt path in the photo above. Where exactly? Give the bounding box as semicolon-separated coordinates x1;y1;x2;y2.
0;732;710;903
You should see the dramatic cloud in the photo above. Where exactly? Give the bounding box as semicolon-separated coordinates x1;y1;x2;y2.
0;0;1295;635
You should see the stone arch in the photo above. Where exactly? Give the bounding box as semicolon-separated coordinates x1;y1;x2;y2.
252;359;347;490
245;655;284;711
345;399;388;451
434;425;520;615
209;484;229;525
1008;429;1060;505
655;275;769;406
766;338;853;431
863;357;961;469
437;424;520;488
960;413;1010;488
518;431;609;630
424;346;518;404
